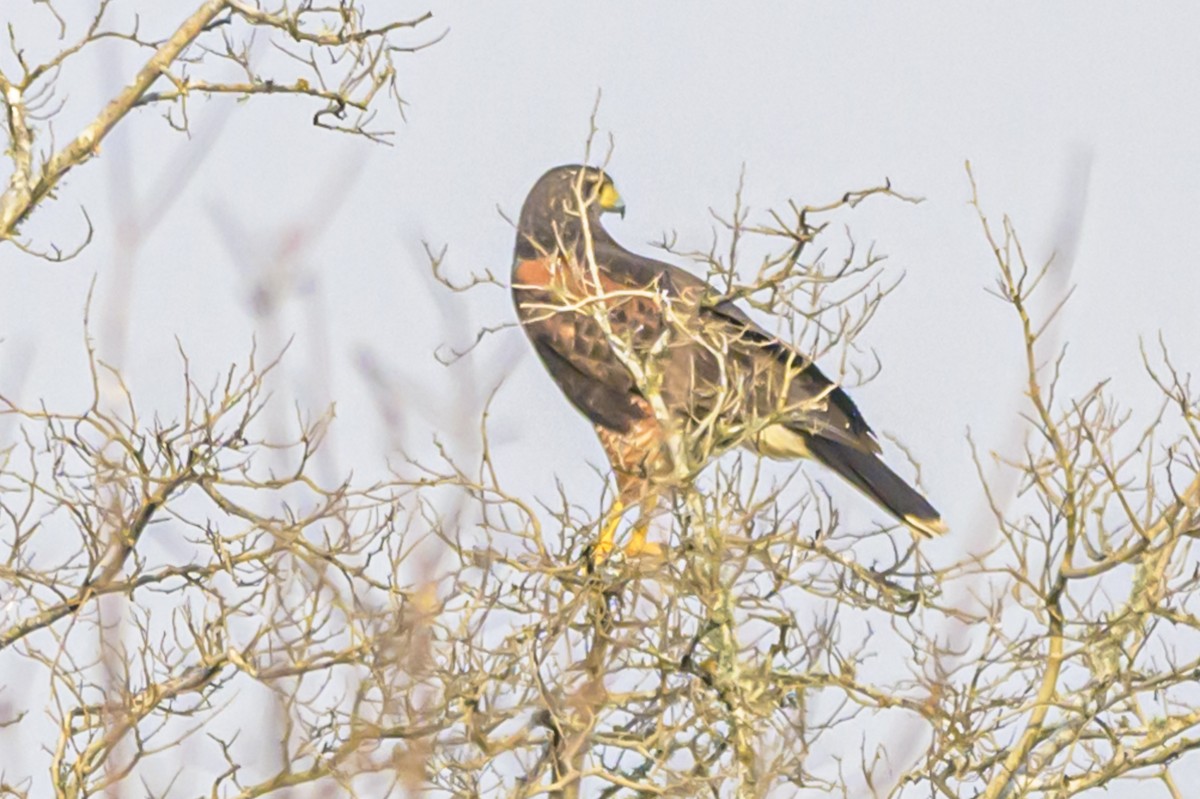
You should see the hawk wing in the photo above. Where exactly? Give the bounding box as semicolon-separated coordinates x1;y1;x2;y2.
615;247;943;533
591;240;879;456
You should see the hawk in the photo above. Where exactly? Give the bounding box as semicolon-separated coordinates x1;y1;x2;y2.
511;164;946;559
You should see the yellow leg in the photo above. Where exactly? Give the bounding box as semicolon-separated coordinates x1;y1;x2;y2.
592;500;624;562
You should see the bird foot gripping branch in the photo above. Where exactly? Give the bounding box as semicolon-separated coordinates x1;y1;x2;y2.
588;500;667;570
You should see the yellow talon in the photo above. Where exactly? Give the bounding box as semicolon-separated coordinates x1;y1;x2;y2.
623;520;664;559
591;501;665;565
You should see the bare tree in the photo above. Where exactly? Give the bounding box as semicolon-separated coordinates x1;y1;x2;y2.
3;157;1199;795
3;13;1199;790
0;0;440;258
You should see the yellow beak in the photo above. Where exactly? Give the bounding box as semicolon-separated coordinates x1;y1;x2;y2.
598;182;626;218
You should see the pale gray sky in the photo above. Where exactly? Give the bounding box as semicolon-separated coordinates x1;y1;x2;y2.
3;2;1200;793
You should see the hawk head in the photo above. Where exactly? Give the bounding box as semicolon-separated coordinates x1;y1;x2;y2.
515;165;625;260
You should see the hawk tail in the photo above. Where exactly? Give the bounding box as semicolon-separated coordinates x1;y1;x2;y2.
805;435;948;538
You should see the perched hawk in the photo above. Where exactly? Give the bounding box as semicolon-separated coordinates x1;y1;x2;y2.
511;164;946;558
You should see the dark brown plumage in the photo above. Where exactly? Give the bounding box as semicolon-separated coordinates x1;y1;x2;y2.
511;164;946;554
